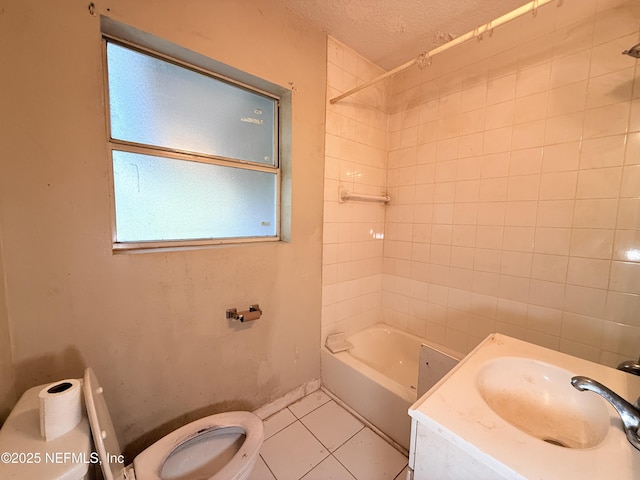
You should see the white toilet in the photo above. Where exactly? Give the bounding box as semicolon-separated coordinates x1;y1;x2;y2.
0;368;264;480
84;367;264;480
0;380;94;480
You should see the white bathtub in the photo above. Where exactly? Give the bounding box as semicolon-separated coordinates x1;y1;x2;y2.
322;324;461;450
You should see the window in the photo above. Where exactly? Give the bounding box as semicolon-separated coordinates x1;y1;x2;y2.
104;37;281;250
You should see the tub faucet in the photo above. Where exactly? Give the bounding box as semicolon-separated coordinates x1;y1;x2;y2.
618;355;640;376
571;376;640;451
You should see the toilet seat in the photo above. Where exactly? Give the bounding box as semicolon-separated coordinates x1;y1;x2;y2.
83;368;264;480
133;411;263;480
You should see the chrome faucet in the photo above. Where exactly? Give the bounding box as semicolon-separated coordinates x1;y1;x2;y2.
618;355;640;376
571;376;640;450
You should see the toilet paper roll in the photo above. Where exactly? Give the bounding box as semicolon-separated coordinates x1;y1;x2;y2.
39;378;82;441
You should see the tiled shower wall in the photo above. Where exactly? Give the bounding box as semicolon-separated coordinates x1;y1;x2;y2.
323;0;640;368
322;38;389;342
383;0;640;366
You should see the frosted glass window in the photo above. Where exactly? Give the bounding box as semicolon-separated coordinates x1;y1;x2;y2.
103;38;281;247
107;42;276;166
113;151;277;242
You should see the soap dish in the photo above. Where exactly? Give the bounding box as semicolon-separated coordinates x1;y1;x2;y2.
325;333;354;353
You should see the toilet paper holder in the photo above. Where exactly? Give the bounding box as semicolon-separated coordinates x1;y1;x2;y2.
226;304;262;322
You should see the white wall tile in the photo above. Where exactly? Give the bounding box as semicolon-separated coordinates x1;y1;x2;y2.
323;0;640;363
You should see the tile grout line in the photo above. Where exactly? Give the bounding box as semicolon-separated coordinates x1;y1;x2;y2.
263;410;297;441
261;392;338;480
321;386;410;456
328;452;358;480
258;452;279;480
260;390;409;480
302;421;366;478
328;444;361;480
291;418;331;480
263;392;333;441
289;394;333;421
298;405;407;480
294;402;366;479
391;462;409;480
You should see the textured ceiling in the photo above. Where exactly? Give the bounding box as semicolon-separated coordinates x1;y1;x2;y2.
276;0;529;70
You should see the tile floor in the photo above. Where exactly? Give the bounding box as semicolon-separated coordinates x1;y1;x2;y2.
249;389;409;480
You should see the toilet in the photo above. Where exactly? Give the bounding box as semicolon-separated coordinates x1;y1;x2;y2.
0;368;264;480
0;379;94;480
84;367;264;480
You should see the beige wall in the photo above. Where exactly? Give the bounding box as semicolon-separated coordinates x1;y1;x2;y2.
0;221;15;421
0;0;326;453
384;0;640;365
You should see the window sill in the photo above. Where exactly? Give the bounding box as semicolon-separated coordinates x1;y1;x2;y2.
112;236;281;254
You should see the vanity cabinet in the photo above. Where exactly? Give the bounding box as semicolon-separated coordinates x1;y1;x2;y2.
407;418;511;480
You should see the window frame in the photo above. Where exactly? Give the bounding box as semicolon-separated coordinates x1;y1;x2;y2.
102;34;282;252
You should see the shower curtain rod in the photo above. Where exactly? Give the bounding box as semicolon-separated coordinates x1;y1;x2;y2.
329;0;561;104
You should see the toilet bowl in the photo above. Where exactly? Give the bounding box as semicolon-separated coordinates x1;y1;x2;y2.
83;367;264;480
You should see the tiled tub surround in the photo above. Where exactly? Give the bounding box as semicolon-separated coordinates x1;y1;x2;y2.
322;37;390;342
383;0;640;364
251;389;408;480
323;0;640;368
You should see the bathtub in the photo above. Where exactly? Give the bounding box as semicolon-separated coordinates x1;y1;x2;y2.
321;324;461;450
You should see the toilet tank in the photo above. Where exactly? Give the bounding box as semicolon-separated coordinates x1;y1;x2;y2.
0;382;95;480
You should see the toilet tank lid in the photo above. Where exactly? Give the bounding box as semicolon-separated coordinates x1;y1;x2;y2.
83;367;124;480
0;383;92;480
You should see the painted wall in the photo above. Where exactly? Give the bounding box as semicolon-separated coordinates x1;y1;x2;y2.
383;0;640;365
0;222;14;421
0;0;326;454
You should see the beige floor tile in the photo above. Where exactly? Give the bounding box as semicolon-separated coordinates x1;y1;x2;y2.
260;421;329;480
300;400;364;451
301;455;357;480
333;428;408;480
288;390;332;418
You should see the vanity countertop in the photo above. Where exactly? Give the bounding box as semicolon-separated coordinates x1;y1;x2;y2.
409;334;640;480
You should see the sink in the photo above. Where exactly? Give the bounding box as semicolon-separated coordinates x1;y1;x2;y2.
476;357;609;449
408;334;640;480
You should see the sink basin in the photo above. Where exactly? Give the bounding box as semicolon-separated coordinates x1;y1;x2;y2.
476;357;609;449
409;334;640;480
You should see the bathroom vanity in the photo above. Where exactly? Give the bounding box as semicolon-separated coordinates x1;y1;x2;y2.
407;334;640;480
